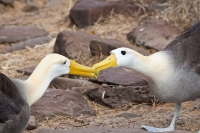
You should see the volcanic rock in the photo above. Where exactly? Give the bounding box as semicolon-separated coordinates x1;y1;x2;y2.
86;85;154;108
31;89;95;119
0;26;48;43
127;19;181;51
70;0;144;28
97;67;148;86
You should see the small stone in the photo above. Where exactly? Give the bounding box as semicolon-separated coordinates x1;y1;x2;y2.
116;112;142;118
26;116;37;130
176;119;185;125
161;119;168;125
22;1;39;12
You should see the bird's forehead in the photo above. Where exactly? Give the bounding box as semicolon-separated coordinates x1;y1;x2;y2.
43;54;67;64
111;48;129;54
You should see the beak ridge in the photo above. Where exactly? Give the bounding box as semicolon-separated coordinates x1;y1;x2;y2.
69;60;97;78
92;54;117;75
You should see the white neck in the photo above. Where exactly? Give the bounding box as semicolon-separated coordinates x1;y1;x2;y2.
23;63;55;106
124;51;171;80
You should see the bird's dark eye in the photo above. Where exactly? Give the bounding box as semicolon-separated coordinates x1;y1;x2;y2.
63;61;66;64
121;51;126;55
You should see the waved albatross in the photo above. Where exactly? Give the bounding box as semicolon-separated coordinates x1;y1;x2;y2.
0;54;96;133
93;21;200;132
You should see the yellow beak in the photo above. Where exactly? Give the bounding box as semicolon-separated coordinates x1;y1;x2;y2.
68;60;97;78
92;54;117;75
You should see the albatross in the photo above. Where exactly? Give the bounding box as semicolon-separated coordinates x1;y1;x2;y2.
0;53;96;133
92;21;200;132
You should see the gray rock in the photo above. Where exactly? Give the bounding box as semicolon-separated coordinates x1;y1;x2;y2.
97;67;148;86
0;36;51;53
70;0;144;28
31;89;95;119
127;19;181;51
86;85;155;108
0;26;48;43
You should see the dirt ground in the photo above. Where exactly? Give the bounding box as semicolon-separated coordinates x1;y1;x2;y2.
1;0;200;132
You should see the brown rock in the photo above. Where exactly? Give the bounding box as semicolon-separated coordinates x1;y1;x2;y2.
70;0;143;28
37;127;192;133
54;30;95;59
26;116;37;130
50;77;98;90
22;1;39;12
31;89;95;118
0;26;48;43
97;67;148;86
0;36;51;54
127;19;181;51
90;39;149;56
0;0;13;7
86;85;154;108
54;30;139;59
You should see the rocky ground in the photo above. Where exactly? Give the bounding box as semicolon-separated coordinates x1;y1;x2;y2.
1;0;200;133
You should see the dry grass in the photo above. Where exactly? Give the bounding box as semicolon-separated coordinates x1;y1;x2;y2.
1;0;200;132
